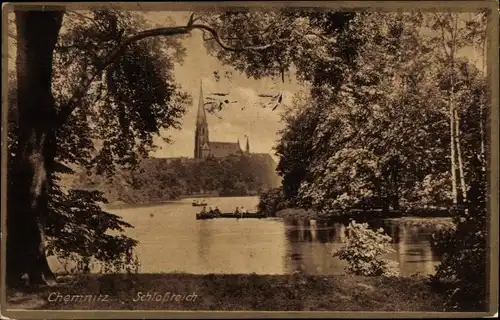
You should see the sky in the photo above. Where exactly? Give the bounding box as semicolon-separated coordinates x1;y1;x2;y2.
7;10;485;163
136;12;301;161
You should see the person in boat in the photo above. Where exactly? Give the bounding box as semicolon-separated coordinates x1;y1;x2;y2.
200;206;207;215
213;206;221;216
239;206;248;216
234;207;242;218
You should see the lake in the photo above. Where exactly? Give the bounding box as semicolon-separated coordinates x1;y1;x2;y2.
48;196;446;277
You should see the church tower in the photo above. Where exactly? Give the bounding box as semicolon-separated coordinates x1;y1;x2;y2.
194;81;210;159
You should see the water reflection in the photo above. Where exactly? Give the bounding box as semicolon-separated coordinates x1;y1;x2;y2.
196;221;213;269
316;220;337;243
48;197;444;276
283;217;442;276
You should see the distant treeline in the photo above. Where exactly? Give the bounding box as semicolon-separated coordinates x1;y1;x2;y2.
74;154;281;204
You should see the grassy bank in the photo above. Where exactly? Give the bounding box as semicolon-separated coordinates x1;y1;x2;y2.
6;273;445;311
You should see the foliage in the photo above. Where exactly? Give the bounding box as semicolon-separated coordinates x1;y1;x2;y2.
293;13;450;214
299;148;382;212
46;178;139;274
8;81;139;275
200;11;356;87
333;221;399;277
52;10;189;174
76;154;281;204
430;157;487;311
252;12;488;218
257;187;291;217
8;9;189;278
274;93;322;202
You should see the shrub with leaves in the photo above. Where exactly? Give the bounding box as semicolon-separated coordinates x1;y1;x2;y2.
430;157;487;311
257;187;291;217
46;175;139;274
333;221;400;276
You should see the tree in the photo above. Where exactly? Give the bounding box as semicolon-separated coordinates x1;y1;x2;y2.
253;12;486;217
463;11;488;170
426;12;488;206
274;94;322;202
8;10;66;286
7;74;139;281
281;13;451;213
10;4;304;286
257;187;289;217
8;10;179;286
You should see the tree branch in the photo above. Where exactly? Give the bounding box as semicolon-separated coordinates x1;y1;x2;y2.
432;13;451;59
56;15;274;126
191;23;273;52
65;10;105;32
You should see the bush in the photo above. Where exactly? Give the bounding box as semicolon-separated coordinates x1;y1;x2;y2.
430;159;487;311
258;187;290;217
46;176;139;275
333;221;400;277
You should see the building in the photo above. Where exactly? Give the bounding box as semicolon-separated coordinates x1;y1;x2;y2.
194;81;251;159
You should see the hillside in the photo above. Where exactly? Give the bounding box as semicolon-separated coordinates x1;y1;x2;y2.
72;154;282;204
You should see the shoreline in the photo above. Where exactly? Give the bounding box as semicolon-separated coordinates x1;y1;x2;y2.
103;201;455;229
275;208;454;226
102;195;260;210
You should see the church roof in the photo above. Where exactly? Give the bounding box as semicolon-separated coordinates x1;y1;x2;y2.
209;141;242;158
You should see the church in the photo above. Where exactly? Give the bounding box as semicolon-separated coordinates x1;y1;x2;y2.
146;81;281;190
194;82;250;159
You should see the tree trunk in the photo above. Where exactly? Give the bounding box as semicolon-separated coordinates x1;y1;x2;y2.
480;32;487;171
449;95;458;205
388;157;400;211
448;19;459;206
6;10;63;287
454;107;468;204
449;15;467;206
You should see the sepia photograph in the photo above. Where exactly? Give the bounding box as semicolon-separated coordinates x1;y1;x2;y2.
1;1;498;318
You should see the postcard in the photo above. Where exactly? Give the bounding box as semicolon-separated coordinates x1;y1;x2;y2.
1;1;498;318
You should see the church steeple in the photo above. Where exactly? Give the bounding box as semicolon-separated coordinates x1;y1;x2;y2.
245;136;250;154
196;80;207;125
194;80;210;159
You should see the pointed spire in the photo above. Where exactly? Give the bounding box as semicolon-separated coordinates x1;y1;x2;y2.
196;79;207;125
246;136;250;154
